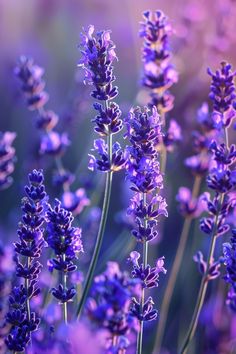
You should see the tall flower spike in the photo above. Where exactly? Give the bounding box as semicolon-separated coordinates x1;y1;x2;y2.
140;10;178;114
0;132;16;190
180;62;236;354
140;10;180;162
76;25;125;318
15;56;89;215
46;199;83;324
5;169;48;352
125;106;167;354
86;262;140;352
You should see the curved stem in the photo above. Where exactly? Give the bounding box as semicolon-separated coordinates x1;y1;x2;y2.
153;175;201;353
76;133;113;320
180;193;224;354
136;193;148;354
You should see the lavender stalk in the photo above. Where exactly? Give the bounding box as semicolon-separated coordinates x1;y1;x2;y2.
140;11;179;174
76;25;125;319
5;170;47;352
15;57;90;215
180;62;236;353
154;98;220;351
125;106;167;353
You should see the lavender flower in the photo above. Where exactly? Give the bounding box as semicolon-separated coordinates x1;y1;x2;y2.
78;25;125;169
176;187;205;218
139;10;180;159
125;106;167;352
140;11;178;114
207;61;236;115
0;132;16;190
86;262;140;353
79;25;118;101
76;25;126;319
46;199;83;323
15;56;88;216
222;229;236;311
0;245;14;352
5;169;48;352
180;62;236;353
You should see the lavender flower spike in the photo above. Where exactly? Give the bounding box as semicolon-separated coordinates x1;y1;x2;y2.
0;132;16;190
86;262;140;352
46;199;83;323
5;169;48;352
76;25;125;319
181;62;236;354
140;10;180;175
125;106;167;353
15;56;88;216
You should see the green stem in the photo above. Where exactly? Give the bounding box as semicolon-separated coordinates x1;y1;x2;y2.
180;193;224;354
136;193;148;354
153;176;201;353
62;254;68;325
76;133;113;320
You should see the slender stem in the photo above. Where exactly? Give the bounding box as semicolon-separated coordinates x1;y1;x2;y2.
112;334;118;348
62;254;68;325
136;193;148;354
180;193;224;354
25;257;31;322
224;127;229;149
153;175;201;353
76;132;113;320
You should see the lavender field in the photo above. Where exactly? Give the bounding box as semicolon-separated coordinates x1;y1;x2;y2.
0;1;236;353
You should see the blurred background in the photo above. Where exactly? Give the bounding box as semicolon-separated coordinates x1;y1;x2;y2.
0;0;236;353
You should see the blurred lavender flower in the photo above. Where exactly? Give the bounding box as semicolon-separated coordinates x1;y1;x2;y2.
15;56;88;216
5;169;48;352
125;106;167;351
176;187;205;218
0;132;16;190
0;244;14;352
86;262;140;353
223;229;236;311
46;199;83;323
140;10;178;114
140;10;180;157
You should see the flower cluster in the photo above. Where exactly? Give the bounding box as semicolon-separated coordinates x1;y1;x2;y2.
129;252;166;321
194;63;236;280
87;262;140;352
125;106;167;326
46;199;83;306
208;61;236;115
222;229;236;311
184;103;219;178
140;10;178;114
79;25;126;173
140;10;181;154
14;56;69;156
0;132;16;190
15;56;89;215
5;170;47;352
